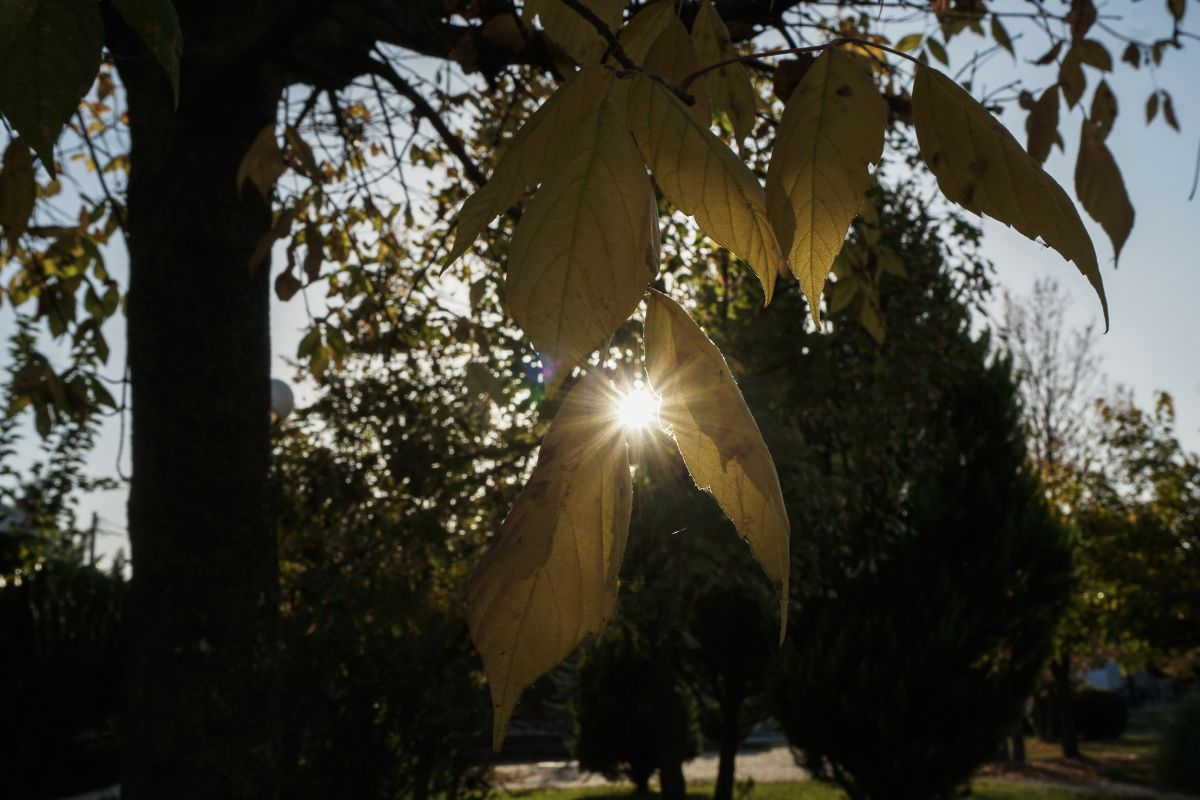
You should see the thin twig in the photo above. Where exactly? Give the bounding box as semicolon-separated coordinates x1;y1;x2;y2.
682;36;922;90
366;56;488;187
75;109;127;234
556;0;637;70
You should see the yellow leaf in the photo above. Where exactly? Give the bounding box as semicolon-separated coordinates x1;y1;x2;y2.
643;289;790;640
1024;86;1061;165
446;66;610;266
0;138;36;248
626;74;784;302
1075;122;1134;264
236;125;286;198
525;0;627;65
911;66;1108;327
765;48;885;325
507;81;658;390
641;12;712;128
690;0;758;142
467;371;632;751
615;0;675;63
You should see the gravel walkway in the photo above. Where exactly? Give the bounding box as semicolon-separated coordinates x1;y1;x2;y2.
492;743;808;790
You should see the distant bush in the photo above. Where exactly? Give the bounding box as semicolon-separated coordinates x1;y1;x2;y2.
1157;693;1200;793
1074;688;1128;741
572;625;700;793
766;357;1074;800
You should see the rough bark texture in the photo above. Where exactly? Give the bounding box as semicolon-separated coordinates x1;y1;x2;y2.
652;638;688;800
117;19;283;798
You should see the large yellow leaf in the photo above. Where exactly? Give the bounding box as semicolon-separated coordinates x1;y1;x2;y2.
690;0;758;142
911;65;1109;327
525;0;627;65
1075;121;1134;264
615;0;675;63
625;74;785;302
446;66;610;267
467;371;632;750
641;12;711;128
506;82;658;390
765;48;886;325
643;289;790;639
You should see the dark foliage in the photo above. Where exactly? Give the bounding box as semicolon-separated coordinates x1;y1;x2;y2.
1073;688;1129;741
1157;692;1200;793
573;623;701;793
745;191;1074;800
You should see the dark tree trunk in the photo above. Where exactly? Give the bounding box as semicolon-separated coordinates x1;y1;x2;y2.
713;701;740;800
651;639;688;800
1051;655;1081;759
116;31;283;800
1010;721;1026;763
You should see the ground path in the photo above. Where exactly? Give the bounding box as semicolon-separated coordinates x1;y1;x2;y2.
493;744;1198;798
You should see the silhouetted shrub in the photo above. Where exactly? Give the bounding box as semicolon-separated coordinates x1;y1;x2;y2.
1157;693;1200;793
1074;688;1128;741
572;625;700;793
766;357;1074;800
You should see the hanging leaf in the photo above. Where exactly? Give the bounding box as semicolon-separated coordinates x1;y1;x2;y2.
615;0;676;64
506;84;658;391
109;0;183;105
641;11;711;127
236;125;287;198
990;16;1014;57
643;289;790;640
691;0;758;142
1059;47;1087;108
467;371;632;751
1075;39;1113;71
766;48;886;324
626;74;784;302
1162;92;1180;131
1025;86;1061;165
285;125;321;179
911;65;1108;327
525;0;627;65
446;66;610;266
0;138;36;248
0;0;103;170
1090;80;1118;141
1075;122;1134;264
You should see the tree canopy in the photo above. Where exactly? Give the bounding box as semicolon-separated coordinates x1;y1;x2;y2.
0;0;1195;794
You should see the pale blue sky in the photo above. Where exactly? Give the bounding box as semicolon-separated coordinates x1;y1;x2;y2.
3;7;1198;562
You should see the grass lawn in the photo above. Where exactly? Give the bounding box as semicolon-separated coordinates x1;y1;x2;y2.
505;781;1120;800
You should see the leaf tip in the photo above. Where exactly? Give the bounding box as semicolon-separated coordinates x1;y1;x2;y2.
492;701;515;753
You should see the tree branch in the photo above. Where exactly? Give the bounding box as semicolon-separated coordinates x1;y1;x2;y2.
556;0;637;70
365;57;488;188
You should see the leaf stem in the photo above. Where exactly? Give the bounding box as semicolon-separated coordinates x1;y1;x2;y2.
681;36;923;91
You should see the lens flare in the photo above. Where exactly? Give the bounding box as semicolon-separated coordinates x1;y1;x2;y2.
615;387;660;430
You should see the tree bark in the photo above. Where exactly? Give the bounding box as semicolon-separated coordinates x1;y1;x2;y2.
1009;720;1026;763
1051;654;1081;759
713;702;740;800
651;638;688;800
117;36;282;800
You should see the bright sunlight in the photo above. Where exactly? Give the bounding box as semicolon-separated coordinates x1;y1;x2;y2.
615;387;660;430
